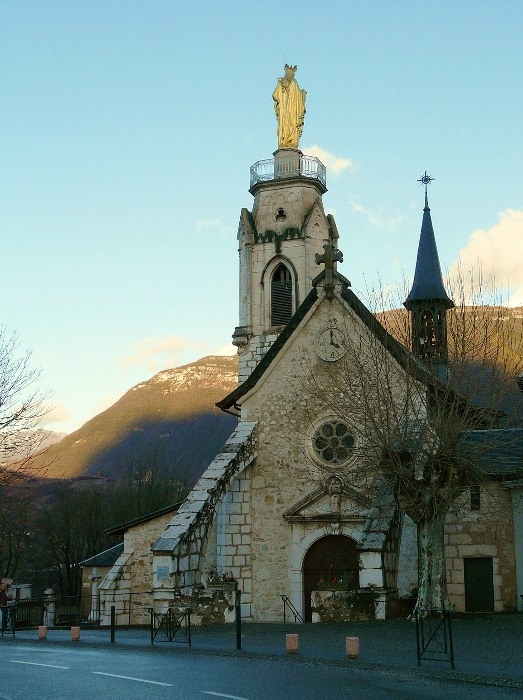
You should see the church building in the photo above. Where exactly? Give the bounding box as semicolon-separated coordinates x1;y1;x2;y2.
99;67;523;624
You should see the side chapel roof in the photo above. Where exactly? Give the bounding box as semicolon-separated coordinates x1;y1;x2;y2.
105;501;183;537
80;543;124;567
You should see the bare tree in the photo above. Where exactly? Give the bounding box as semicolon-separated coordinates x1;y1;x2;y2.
106;444;191;528
0;474;35;579
303;274;523;611
34;445;191;596
35;481;112;597
0;328;48;468
0;328;48;580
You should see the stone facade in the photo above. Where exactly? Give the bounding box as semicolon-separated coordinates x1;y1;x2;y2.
445;483;517;612
148;273;417;624
99;512;176;626
151;422;257;617
234;150;337;383
231;281;412;621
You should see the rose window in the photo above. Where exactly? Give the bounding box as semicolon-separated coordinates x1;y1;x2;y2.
313;421;354;464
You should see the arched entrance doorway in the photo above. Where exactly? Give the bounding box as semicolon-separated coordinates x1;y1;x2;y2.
302;535;359;622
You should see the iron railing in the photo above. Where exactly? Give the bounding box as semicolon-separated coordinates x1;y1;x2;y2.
250;155;326;189
281;595;304;624
13;591;153;629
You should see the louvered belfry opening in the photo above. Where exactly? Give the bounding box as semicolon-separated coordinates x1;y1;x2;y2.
271;263;292;326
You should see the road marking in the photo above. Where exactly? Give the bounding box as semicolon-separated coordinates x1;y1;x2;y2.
202;693;251;700
9;661;69;669
92;671;172;686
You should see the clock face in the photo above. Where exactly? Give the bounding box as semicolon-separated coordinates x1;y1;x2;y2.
316;327;347;361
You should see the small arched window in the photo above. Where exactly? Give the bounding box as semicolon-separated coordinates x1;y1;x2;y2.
271;263;292;326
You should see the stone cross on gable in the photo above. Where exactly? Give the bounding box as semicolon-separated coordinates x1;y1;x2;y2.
315;242;343;299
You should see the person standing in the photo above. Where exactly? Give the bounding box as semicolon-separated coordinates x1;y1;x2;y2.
0;582;10;631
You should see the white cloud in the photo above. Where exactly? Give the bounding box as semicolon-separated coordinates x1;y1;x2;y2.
123;334;205;373
43;402;69;424
214;342;236;356
304;145;352;175
196;218;235;237
449;209;523;306
350;197;406;230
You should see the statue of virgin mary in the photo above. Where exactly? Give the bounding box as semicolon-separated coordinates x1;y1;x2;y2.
272;65;307;149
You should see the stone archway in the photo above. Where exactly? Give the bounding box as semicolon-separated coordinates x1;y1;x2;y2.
302;535;359;622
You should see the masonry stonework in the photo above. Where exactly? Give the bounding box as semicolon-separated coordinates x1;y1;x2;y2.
99;512;175;626
445;484;517;612
236;286;411;621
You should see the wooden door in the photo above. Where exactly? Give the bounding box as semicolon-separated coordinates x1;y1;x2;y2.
464;557;494;612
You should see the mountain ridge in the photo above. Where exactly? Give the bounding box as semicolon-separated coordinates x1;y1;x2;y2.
32;355;238;482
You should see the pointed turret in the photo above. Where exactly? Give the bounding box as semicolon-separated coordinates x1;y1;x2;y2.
404;174;454;380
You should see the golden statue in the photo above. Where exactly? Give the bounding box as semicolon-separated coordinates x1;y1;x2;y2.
272;65;307;149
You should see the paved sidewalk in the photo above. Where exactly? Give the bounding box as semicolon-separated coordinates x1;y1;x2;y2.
3;614;523;690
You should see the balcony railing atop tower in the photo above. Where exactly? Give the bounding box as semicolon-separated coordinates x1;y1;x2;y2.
250;154;326;189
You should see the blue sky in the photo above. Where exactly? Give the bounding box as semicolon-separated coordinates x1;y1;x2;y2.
2;1;522;434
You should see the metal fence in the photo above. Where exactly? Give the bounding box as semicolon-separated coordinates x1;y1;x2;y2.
250;154;327;189
13;591;153;629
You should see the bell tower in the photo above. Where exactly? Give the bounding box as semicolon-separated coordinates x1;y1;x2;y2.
232;67;341;382
404;173;454;381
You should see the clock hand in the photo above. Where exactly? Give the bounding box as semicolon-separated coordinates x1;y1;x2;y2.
330;329;341;349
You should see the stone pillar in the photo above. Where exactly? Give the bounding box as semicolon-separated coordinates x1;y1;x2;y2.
274;148;302;180
43;588;56;627
88;572;101;622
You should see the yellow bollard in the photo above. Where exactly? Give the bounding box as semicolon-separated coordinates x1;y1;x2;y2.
286;633;299;654
71;626;80;642
346;636;359;659
38;625;47;640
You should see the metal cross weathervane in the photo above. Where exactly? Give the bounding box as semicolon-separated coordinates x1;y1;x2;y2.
418;171;434;197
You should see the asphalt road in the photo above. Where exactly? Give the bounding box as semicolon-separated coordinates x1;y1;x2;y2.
2;643;521;700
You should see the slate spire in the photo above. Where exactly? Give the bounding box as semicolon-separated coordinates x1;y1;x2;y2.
404;174;454;379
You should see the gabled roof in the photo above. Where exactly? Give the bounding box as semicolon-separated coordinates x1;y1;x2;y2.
283;482;372;522
105;501;183;537
462;428;523;480
80;543;124;567
216;285;320;412
217;270;445;413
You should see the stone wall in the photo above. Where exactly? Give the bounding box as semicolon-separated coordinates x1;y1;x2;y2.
237;333;279;384
311;589;379;622
167;588;238;626
215;469;253;617
99;512;175;626
445;483;517;612
152;422;257;618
